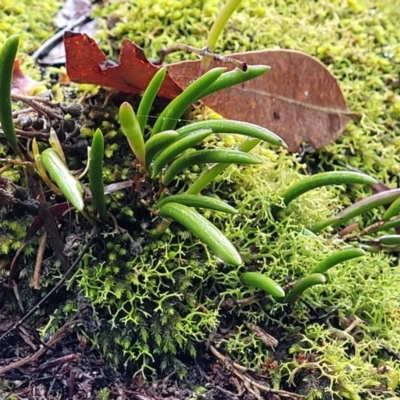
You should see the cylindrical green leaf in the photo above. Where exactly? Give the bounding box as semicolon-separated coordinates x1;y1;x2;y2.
186;138;261;195
240;271;285;298
137;67;167;133
89;128;108;221
197;65;270;100
332;188;400;227
276;171;377;211
145;130;179;167
310;248;365;274
377;235;400;246
152;67;226;134
0;35;19;152
383;196;400;221
159;202;242;266
119;102;146;166
176;119;286;148
151;129;213;178
41;148;84;211
283;273;326;304
202;0;242;69
163;149;261;186
156;194;238;214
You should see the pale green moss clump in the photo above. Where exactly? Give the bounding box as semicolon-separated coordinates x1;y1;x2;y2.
82;0;400;396
1;0;400;398
95;0;400;185
0;0;60;50
0;0;61;79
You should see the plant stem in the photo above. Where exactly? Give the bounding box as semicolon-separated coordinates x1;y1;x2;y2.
201;0;243;71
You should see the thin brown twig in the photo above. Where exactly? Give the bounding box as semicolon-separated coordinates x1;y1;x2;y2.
11;93;63;120
38;353;78;371
214;385;241;399
209;344;304;399
223;293;266;307
245;322;279;348
11;280;24;312
157;44;247;71
0;233;94;344
0;321;73;376
1;127;49;140
15;128;50;140
31;231;47;290
0;158;34;167
18;325;38;350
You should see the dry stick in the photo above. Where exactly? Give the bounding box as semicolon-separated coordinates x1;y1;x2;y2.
0;127;50;140
31;231;47;290
15;128;50;140
157;44;247;70
11;280;24;312
220;293;266;308
209;345;305;399
0;158;34;166
0;233;94;344
0;320;73;375
18;325;38;350
214;385;241;399
340;220;386;240
38;353;78;371
245;322;279;348
11;93;64;120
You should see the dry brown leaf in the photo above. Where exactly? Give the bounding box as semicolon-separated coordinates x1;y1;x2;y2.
167;50;357;152
64;32;182;99
11;59;42;95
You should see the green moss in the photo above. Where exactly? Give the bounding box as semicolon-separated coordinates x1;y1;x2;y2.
95;0;400;184
0;0;61;80
85;0;400;395
0;0;60;45
2;0;400;397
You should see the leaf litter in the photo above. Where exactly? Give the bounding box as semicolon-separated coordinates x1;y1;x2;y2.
63;32;355;152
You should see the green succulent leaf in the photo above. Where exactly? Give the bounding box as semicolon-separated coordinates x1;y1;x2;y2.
152;67;226;134
144;130;179;167
176;118;286;148
0;35;19;152
162;149;261;186
376;235;400;246
197;65;270;99
283;273;327;304
119;102;146;167
41;148;84;211
332;188;400;228
186;138;261;194
137;67;167;133
159;202;242;266
240;271;285;298
310;248;365;274
156;194;238;214
383;195;400;221
89;128;108;221
275;171;377;214
151;129;213;178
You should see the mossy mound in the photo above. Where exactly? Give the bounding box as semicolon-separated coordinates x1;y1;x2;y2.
95;0;400;184
1;0;400;399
